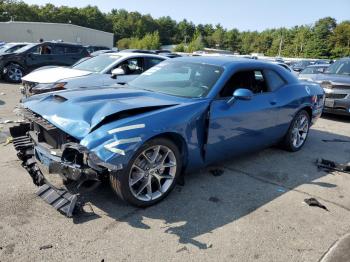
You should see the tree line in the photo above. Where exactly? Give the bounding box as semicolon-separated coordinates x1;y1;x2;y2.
1;0;350;58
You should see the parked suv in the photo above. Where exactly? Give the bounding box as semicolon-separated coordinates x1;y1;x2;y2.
0;41;89;83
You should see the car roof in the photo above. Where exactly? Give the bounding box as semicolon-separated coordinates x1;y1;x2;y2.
306;64;329;68
172;56;279;67
41;41;83;46
99;52;168;59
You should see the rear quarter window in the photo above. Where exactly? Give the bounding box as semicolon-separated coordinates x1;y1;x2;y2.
65;46;82;54
264;70;286;91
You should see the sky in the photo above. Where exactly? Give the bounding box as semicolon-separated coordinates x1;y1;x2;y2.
22;0;350;31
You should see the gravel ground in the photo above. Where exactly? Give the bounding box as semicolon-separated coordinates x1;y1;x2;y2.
0;82;350;262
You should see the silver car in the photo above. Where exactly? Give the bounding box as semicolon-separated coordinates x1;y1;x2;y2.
313;58;350;116
21;52;168;96
298;64;329;82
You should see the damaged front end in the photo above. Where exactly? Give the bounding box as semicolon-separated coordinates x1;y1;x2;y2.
10;109;111;217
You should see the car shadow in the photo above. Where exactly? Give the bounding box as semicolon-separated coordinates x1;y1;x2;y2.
72;128;350;249
322;113;350;123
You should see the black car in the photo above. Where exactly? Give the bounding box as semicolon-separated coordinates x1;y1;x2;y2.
0;41;89;83
85;45;111;54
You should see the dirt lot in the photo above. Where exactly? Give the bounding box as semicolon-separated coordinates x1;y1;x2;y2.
0;82;350;262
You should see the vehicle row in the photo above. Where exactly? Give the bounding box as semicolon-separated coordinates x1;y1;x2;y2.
0;41;181;83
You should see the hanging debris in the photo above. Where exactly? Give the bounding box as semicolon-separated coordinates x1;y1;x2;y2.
316;159;350;174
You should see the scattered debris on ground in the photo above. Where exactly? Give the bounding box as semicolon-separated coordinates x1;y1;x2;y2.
176;246;189;253
2;136;13;146
0;120;13;124
209;168;225;177
0;119;24;124
304;198;329;211
39;244;53;250
322;139;350;143
277;188;286;193
209;196;220;203
316;159;350;174
0;92;5;95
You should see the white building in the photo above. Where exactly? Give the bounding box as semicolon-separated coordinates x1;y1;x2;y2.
0;21;114;48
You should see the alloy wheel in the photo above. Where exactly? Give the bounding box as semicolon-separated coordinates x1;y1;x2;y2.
8;67;23;81
129;145;177;202
291;114;309;148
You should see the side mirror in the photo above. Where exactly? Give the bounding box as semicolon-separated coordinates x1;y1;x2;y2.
227;88;253;105
111;68;125;79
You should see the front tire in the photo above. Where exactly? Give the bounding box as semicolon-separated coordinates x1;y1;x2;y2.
282;110;310;152
4;64;24;83
110;138;182;207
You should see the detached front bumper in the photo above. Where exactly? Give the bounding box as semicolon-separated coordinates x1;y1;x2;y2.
9;123;110;217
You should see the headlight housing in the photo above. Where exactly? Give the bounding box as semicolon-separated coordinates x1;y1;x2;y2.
320;81;333;90
33;82;67;92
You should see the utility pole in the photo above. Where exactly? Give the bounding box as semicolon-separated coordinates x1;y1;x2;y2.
278;36;283;57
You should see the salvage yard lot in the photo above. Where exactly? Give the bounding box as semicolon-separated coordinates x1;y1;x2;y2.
0;82;350;262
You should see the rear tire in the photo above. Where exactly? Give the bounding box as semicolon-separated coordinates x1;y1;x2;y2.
4;64;24;83
109;138;182;207
282;110;310;152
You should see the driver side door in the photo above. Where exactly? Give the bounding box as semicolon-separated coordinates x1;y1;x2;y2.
25;44;55;70
205;68;283;164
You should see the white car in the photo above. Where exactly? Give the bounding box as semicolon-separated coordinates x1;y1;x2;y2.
21;52;168;96
0;42;30;54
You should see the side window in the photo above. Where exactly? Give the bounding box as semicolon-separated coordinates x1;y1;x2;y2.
219;70;268;98
30;45;53;55
65;46;81;54
53;45;65;55
264;70;286;92
144;58;164;70
116;58;143;75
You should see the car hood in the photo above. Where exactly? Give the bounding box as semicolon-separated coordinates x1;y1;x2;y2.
23;87;188;140
313;74;350;85
21;67;92;83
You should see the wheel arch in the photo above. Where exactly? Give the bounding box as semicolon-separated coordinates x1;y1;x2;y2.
298;106;312;122
4;61;25;69
147;132;189;172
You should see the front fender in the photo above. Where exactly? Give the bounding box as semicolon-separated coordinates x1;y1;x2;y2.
80;100;210;169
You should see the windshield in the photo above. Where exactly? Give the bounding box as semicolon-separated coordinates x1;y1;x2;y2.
293;61;312;68
72;55;120;72
14;43;37;53
0;44;14;53
325;60;350;75
300;67;326;74
128;61;224;98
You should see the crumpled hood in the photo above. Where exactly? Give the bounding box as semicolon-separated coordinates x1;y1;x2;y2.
21;67;92;83
23;87;187;140
313;74;350;86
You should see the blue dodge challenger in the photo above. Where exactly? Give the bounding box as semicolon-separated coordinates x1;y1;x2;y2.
11;57;324;216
